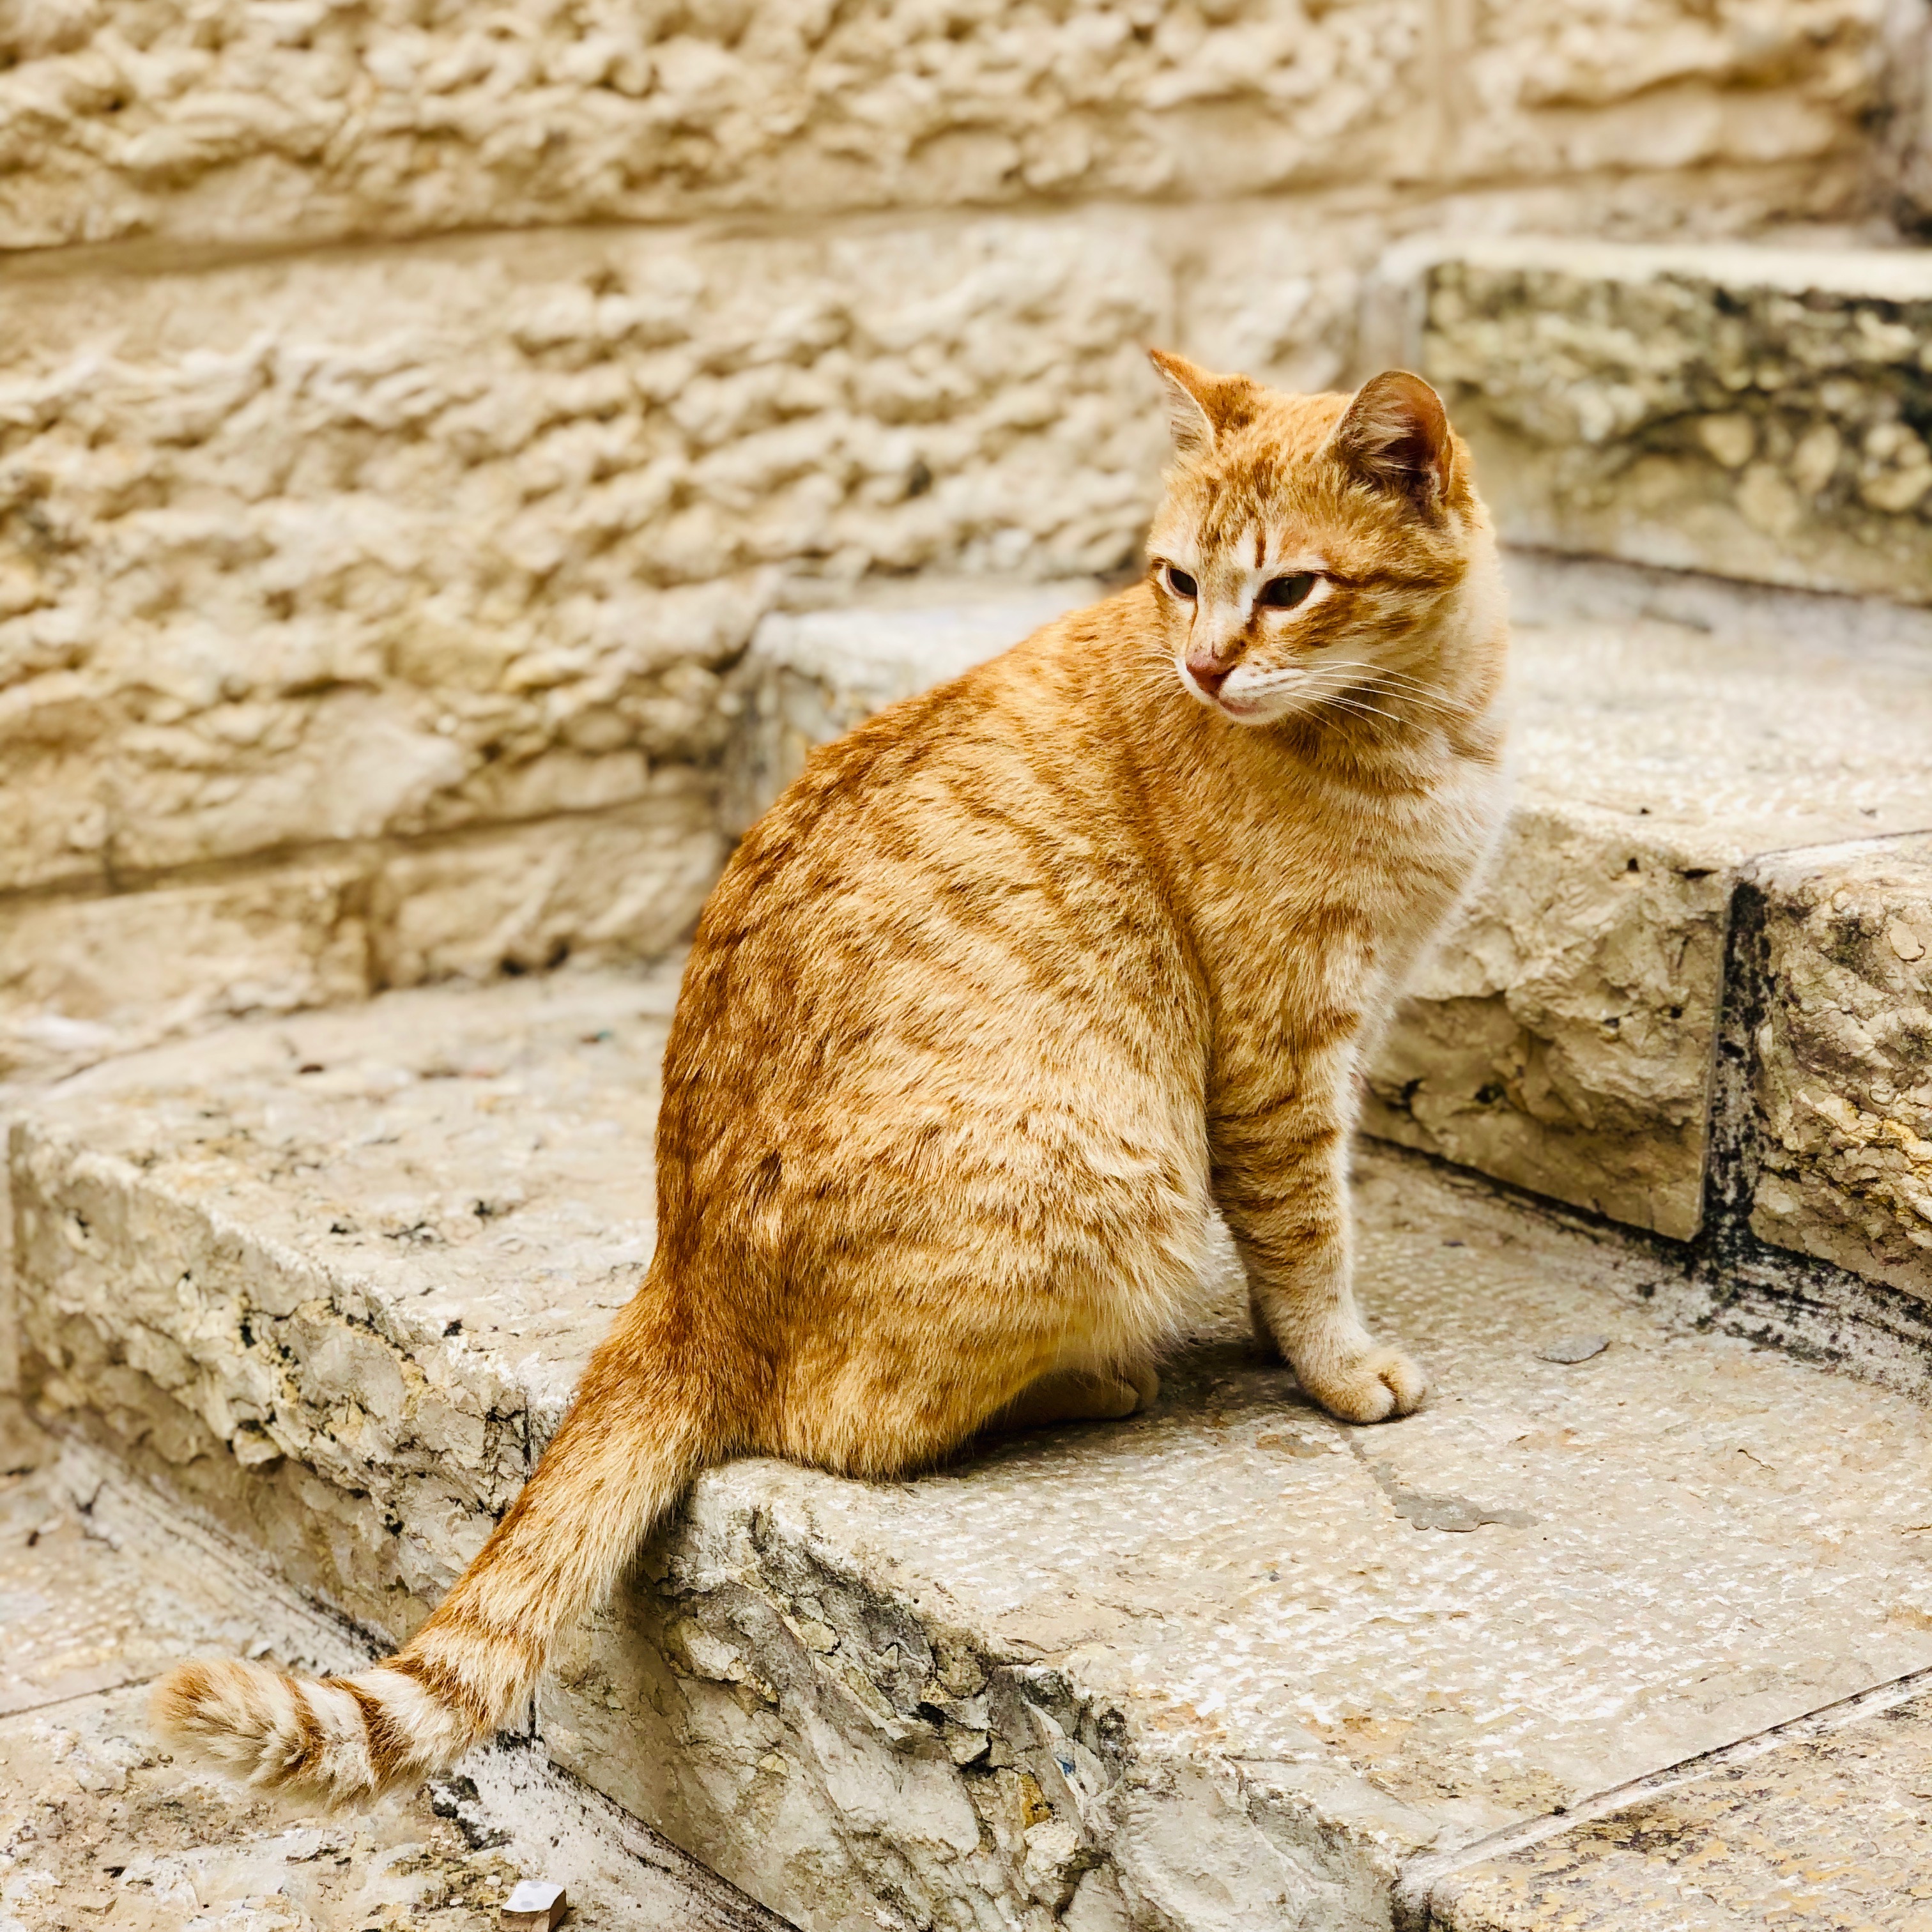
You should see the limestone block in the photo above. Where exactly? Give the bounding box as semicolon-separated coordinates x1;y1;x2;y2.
1450;0;1881;186
1411;240;1932;603
12;1117;532;1636
0;213;1176;892
1417;1686;1932;1931
0;0;1429;252
0;794;717;1077
0;861;372;1082
8;973;682;1636
1742;836;1932;1300
1364;594;1932;1238
371;781;726;987
0;0;1886;254
1364;802;1729;1240
0;1426;777;1929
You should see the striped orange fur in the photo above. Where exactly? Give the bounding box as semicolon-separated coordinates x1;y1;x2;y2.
153;356;1510;1800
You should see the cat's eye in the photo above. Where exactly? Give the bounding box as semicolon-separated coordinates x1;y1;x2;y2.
1258;572;1318;610
1162;565;1198;599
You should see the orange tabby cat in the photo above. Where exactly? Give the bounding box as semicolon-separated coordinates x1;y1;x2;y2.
155;355;1509;1800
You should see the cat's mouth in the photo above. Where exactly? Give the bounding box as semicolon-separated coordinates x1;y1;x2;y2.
1204;681;1291;725
1179;661;1286;723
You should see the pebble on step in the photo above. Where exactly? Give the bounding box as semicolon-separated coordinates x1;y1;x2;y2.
502;1877;569;1929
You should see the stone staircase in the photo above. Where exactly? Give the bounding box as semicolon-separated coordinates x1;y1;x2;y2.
8;241;1932;1932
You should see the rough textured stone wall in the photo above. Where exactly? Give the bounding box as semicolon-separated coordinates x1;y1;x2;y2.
0;0;1907;1064
0;0;1886;252
0;211;1176;1073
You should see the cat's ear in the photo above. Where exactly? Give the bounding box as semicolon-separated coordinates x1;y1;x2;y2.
1147;349;1259;460
1329;370;1455;519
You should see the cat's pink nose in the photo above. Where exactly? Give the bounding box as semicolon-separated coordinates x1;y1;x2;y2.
1187;654;1230;698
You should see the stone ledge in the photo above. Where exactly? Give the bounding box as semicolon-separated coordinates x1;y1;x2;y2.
0;1400;781;1931
1409;1672;1932;1931
0;785;723;1084
1391;238;1932;604
12;970;1932;1931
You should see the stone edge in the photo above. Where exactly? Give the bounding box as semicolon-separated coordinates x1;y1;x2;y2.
1391;1659;1932;1930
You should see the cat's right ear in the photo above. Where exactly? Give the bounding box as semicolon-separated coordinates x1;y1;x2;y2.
1148;350;1256;461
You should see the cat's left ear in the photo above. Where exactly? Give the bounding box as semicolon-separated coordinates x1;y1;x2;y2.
1328;370;1455;519
1148;349;1261;460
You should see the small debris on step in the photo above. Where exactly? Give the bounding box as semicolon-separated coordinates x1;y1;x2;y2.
1537;1333;1609;1364
502;1878;569;1929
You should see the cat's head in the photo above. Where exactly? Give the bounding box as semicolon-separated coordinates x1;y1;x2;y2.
1143;351;1487;728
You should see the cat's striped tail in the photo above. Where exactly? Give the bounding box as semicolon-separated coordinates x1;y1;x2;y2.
151;1313;707;1803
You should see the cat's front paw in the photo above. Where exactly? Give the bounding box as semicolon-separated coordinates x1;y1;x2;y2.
1294;1342;1428;1424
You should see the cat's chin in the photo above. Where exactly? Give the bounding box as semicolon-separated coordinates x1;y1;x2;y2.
1213;692;1290;725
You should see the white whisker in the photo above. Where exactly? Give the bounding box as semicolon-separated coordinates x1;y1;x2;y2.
1317;694;1405;728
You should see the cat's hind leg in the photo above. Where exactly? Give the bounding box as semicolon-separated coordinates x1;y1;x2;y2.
984;1365;1154;1434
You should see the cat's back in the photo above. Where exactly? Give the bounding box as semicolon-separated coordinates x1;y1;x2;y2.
670;587;1185;1044
706;591;1151;934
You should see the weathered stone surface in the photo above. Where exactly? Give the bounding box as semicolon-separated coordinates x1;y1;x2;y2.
0;1408;364;1717
10;198;1250;1055
0;1399;779;1932
0;861;371;1084
13;970;1932;1930
0;215;1166;898
0;785;718;1084
1740;835;1932;1300
11;970;679;1637
1410;240;1932;602
370;781;725;989
0;1;1880;254
4;215;1916;1061
1416;1679;1932;1930
1;1678;769;1932
1372;597;1932;1237
1448;1;1883;190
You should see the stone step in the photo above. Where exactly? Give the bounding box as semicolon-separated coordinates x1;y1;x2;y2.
1404;1669;1932;1931
0;1395;780;1931
721;566;1932;1328
12;967;1932;1931
1370;237;1932;605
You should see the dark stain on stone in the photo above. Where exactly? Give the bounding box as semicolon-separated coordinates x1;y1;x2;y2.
1366;1459;1535;1533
